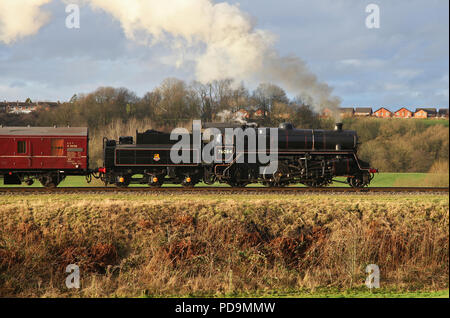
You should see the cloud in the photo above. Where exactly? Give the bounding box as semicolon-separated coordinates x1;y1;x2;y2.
339;59;385;69
80;0;341;111
394;69;422;79
384;83;408;91
0;0;447;109
436;88;449;99
9;81;27;88
0;0;52;44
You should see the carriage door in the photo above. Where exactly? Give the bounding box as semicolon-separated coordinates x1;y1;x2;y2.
16;139;32;167
51;139;65;156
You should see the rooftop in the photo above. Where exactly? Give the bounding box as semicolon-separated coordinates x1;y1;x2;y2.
0;127;88;136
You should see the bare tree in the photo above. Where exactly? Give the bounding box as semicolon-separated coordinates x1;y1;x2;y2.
253;83;288;122
191;81;213;122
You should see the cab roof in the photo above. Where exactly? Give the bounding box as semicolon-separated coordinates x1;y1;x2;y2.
0;127;88;136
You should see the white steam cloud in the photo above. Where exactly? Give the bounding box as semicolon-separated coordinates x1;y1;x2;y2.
84;0;341;111
0;0;340;111
0;0;52;44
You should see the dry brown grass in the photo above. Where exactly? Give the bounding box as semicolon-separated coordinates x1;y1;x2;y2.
394;160;449;187
0;195;448;297
423;160;450;187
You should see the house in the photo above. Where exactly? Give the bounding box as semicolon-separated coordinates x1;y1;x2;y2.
254;109;268;118
373;107;393;118
38;102;59;111
354;107;373;117
339;107;355;118
235;109;250;120
6;102;38;114
414;108;437;118
320;108;334;118
421;108;438;117
414;109;427;119
2;101;59;114
438;108;449;119
394;107;413;118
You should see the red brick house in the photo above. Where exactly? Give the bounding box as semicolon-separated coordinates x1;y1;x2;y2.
414;109;428;119
394;107;413;118
373;107;393;118
414;108;437;118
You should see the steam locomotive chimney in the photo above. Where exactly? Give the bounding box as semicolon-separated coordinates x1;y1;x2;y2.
334;123;343;132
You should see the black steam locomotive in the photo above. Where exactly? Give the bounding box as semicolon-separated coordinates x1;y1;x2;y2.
100;122;377;188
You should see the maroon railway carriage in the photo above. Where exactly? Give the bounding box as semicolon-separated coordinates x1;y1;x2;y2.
0;127;89;187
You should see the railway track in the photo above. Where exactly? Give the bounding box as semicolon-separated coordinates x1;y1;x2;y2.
0;187;448;194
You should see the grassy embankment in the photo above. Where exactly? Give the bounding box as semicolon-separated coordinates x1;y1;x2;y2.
0;194;448;298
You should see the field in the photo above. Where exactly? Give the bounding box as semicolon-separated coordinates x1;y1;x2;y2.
359;118;449;128
0;193;448;298
0;172;448;188
415;118;449;128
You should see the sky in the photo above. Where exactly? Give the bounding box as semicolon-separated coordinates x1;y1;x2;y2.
0;0;448;110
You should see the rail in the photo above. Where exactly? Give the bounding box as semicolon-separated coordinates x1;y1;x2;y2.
0;187;448;194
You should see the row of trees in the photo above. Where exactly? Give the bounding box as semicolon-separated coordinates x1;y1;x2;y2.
32;78;323;129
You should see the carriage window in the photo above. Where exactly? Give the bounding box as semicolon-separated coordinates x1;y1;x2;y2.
51;139;64;156
17;141;26;154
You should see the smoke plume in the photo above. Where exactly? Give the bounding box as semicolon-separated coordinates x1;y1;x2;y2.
0;0;52;44
0;0;341;112
84;0;341;112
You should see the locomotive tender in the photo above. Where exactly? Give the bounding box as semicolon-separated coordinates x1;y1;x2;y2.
0;123;377;188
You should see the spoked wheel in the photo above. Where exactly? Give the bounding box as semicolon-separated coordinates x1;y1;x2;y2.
227;180;249;188
348;174;368;188
303;178;330;188
203;168;217;186
148;175;164;188
263;181;289;188
181;176;198;188
39;174;62;188
304;181;322;188
227;166;250;188
115;176;131;188
262;163;290;188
